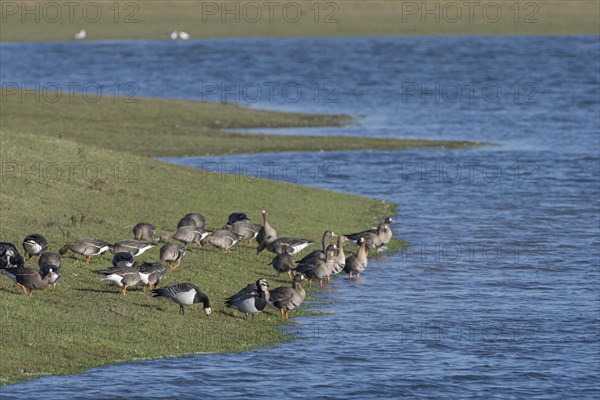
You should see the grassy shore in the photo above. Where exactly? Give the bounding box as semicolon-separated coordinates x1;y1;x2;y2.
0;0;597;42
0;89;477;156
0;91;478;385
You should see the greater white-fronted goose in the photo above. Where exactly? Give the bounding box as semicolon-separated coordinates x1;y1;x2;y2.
225;278;270;321
59;238;112;263
297;231;337;269
379;217;394;246
345;217;394;254
39;264;61;292
177;212;206;229
112;240;155;257
22;233;49;260
133;222;157;241
265;237;313;255
159;243;186;270
227;212;249;225
98;265;141;296
299;244;337;287
344;237;368;278
38;252;62;269
138;261;166;291
331;235;348;279
224;220;261;246
201;229;241;253
2;264;58;297
268;249;296;280
256;210;278;254
0;242;24;269
152;283;211;316
112;252;134;268
268;273;307;319
156;226;209;248
38;252;63;292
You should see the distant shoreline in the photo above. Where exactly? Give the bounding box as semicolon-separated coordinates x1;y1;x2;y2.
1;0;597;43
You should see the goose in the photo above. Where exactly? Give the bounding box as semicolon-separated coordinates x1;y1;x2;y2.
157;226;209;248
159;243;186;269
59;238;112;263
98;265;141;296
178;31;190;40
344;237;368;278
298;244;337;287
225;278;270;321
112;252;134;268
268;249;296;280
2;264;58;297
297;231;337;268
152;283;211;316
112;239;155;257
227;212;249;225
268;274;307;319
177;212;206;229
74;29;86;40
138;261;166;291
330;235;349;279
0;243;23;269
22;233;49;259
38;252;62;268
224;220;261;246
201;229;241;253
38;252;63;292
133;222;157;241
39;264;61;292
345;217;394;254
170;30;179;40
256;210;278;254
265;237;313;255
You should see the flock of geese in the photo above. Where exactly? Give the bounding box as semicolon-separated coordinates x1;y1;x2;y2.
0;211;393;321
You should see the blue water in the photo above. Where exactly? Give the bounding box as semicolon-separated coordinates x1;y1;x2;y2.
1;36;599;399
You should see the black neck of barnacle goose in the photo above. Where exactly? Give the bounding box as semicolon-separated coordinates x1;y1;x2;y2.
194;292;210;309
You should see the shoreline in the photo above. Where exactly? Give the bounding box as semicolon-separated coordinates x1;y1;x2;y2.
0;89;460;385
1;1;597;43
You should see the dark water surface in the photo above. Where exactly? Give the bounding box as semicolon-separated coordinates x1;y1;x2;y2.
1;36;599;399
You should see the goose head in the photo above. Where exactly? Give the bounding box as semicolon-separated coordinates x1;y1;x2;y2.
256;278;269;292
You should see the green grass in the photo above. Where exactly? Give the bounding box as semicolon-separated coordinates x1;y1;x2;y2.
1;0;598;42
0;90;435;385
0;129;408;385
0;89;478;156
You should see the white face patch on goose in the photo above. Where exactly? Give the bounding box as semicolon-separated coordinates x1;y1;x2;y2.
204;307;212;316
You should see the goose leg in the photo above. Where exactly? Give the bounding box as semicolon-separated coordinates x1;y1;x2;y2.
280;308;285;319
287;271;292;281
319;280;323;288
28;289;33;298
327;275;331;283
122;286;127;297
179;305;185;315
86;255;91;264
17;283;28;296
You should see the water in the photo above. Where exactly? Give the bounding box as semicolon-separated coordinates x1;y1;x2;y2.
1;36;599;399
